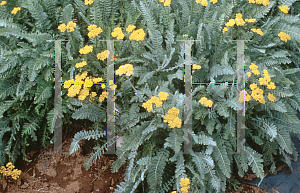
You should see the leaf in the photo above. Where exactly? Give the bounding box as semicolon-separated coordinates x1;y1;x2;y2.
137;71;155;85
164;130;184;153
283;68;300;75
167;69;183;82
268;100;287;113
245;147;265;179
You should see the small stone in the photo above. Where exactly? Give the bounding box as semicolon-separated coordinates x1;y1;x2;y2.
63;176;68;180
17;178;22;186
21;182;29;189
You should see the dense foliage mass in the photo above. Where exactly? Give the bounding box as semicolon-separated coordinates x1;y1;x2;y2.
0;0;300;192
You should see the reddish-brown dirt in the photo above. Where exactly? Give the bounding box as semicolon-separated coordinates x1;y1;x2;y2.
0;118;268;193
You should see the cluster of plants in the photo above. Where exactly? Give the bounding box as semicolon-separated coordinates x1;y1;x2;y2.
0;0;300;192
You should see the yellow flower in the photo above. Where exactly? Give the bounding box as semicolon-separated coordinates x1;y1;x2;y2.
129;29;146;41
84;0;93;5
225;19;235;27
201;0;208;6
0;1;7;6
192;64;202;70
93;78;103;83
199;97;208;104
79;45;93;55
126;25;136;33
101;84;106;89
84;77;94;88
164;0;171;6
268;93;276;102
97;50;110;61
75;61;87;68
249;83;258;90
89;92;97;102
262;0;270;6
223;27;228;33
168;107;180;116
247;72;251;77
58;23;67;32
235;13;246;26
278;32;291;42
248;0;255;3
67;84;82;97
196;0;201;4
263;69;269;75
78;88;90;101
210;0;218;4
204;99;213;107
279;6;289;13
171;191;177;193
252;69;260;75
251;28;257;33
249;63;258;70
111;27;124;40
180;178;191;193
256;0;263;4
267;82;276;89
258;77;269;86
158;91;169;101
256;28;263;36
258;96;265;104
88;27;103;38
63;79;74;88
11;7;21;14
239;90;251;103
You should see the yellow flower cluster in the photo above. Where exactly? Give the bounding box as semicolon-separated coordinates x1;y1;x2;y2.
98;91;108;102
87;24;103;38
180;177;191;193
83;76;94;88
11;7;21;14
58;21;76;33
258;69;276;90
89;92;97;102
126;25;136;33
249;63;260;75
79;45;93;55
64;71;104;101
192;64;201;73
1;1;7;6
111;27;124;40
235;13;246;26
75;61;87;68
251;28;264;36
279;6;289;13
268;93;276;102
163;107;182;129
278;32;291;42
142;91;169;112
247;0;270;6
93;77;103;83
0;162;22;180
199;97;213;107
157;0;172;6
84;0;93;5
129;29;146;42
239;90;252;103
196;0;208;6
116;64;134;76
225;19;235;27
250;83;276;103
250;83;265;104
97;50;110;61
247;72;252;77
223;27;228;33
